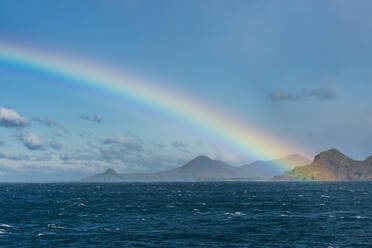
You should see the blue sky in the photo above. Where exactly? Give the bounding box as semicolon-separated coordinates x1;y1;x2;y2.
0;0;372;181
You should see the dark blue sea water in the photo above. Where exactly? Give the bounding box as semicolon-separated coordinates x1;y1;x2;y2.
0;182;372;247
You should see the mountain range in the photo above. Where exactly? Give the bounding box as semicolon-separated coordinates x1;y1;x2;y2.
82;154;310;182
273;149;372;181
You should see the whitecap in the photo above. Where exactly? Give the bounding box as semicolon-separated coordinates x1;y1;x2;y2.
224;212;244;216
234;212;245;216
355;215;368;220
48;224;64;229
0;224;12;228
37;232;56;236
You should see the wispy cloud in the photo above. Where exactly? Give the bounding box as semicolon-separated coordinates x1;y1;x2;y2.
268;88;337;102
172;141;188;148
268;90;300;102
156;143;166;149
0;152;30;161
17;131;44;150
31;117;69;134
16;131;63;151
55;131;65;137
302;88;336;100
102;136;129;145
49;140;63;150
101;135;144;152
31;117;58;127
80;114;104;123
0;107;29;128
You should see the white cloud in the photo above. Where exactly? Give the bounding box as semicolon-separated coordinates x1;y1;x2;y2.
0;107;29;128
17;131;44;150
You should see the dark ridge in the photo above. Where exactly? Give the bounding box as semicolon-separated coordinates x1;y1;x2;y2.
273;149;372;181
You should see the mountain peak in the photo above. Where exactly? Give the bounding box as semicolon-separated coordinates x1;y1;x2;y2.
180;155;215;170
191;155;212;163
313;149;349;163
173;155;240;178
81;168;120;182
103;168;118;175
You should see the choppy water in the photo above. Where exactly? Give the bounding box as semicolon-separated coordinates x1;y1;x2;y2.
1;182;372;247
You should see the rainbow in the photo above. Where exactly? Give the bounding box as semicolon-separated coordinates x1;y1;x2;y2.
0;42;304;169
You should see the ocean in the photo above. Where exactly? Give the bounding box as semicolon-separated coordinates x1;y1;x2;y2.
0;182;371;247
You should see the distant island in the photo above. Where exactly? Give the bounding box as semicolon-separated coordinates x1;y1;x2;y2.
273;149;372;181
82;149;372;182
81;154;310;182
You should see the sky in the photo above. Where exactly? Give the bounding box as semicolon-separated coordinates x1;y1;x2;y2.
0;0;372;181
